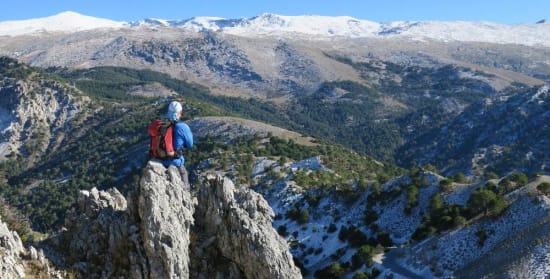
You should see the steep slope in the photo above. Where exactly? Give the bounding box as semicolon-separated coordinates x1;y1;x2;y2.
397;193;550;278
0;57;90;163
182;113;548;278
398;85;550;177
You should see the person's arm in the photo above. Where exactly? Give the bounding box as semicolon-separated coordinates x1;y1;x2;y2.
177;122;193;150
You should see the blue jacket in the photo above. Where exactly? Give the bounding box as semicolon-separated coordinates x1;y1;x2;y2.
162;121;193;167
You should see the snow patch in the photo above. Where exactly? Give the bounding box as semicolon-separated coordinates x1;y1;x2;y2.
289;156;330;172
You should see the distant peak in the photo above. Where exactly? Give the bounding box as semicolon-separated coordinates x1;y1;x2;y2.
48;11;108;21
249;13;287;26
0;10;126;36
255;12;282;18
55;11;84;16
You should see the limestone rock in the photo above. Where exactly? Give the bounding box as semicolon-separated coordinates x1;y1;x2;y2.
59;160;301;278
138;160;194;279
194;175;302;279
0;216;25;279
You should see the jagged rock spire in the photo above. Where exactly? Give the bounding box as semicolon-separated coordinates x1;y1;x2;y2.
194;175;302;278
60;160;302;278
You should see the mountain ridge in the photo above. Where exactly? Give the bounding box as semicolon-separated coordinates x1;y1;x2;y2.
1;11;550;47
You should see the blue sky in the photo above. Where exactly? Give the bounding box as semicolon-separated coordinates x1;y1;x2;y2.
0;0;547;24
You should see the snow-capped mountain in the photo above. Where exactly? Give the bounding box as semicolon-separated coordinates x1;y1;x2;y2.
0;11;127;36
1;11;550;47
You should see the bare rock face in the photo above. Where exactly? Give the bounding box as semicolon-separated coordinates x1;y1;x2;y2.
60;160;301;278
0;216;26;278
137;160;194;278
62;186;146;278
0;77;89;161
0;215;63;278
194;175;302;279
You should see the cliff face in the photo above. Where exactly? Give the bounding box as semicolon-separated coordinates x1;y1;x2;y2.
194;175;301;279
0;75;89;162
60;160;301;278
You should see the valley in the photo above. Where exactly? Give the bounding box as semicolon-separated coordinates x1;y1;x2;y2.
0;12;549;278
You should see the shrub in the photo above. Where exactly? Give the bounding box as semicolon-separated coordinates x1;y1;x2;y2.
353;271;370;279
467;188;507;217
277;225;288;237
486;172;499;179
314;262;345;279
429;193;444;213
423;164;438;173
439;178;453;191
327;223;338;233
536;182;550;196
476;229;487;247
485;181;499;194
376;231;393;247
357;245;375;267
509;173;528;186
286;207;310;224
363;209;378;225
405;185;419;214
452;172;468;183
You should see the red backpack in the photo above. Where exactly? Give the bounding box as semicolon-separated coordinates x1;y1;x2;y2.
147;118;176;159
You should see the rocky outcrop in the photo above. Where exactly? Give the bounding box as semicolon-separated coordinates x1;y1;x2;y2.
138;161;194;278
61;186;144;278
60;160;301;278
0;216;26;278
0;215;61;279
194;175;302;278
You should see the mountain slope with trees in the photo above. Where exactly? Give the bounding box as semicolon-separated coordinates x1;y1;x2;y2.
0;57;548;278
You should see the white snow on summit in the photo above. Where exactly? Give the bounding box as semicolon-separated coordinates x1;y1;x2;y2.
2;11;550;47
382;20;550;46
0;11;126;36
221;13;381;37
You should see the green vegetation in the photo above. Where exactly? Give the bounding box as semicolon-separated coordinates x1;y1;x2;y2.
188;133;402;193
286;80;403;162
0;56;34;79
537;182;550;196
439;178;453;192
0;60;534;242
405;184;419;214
0;197;31;239
452;172;468;183
475;229;488;247
351;244;376;269
0;101;156;230
285;207;310;225
413;192;466;240
314;262;345;279
467;188;508;217
53;66;289;126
